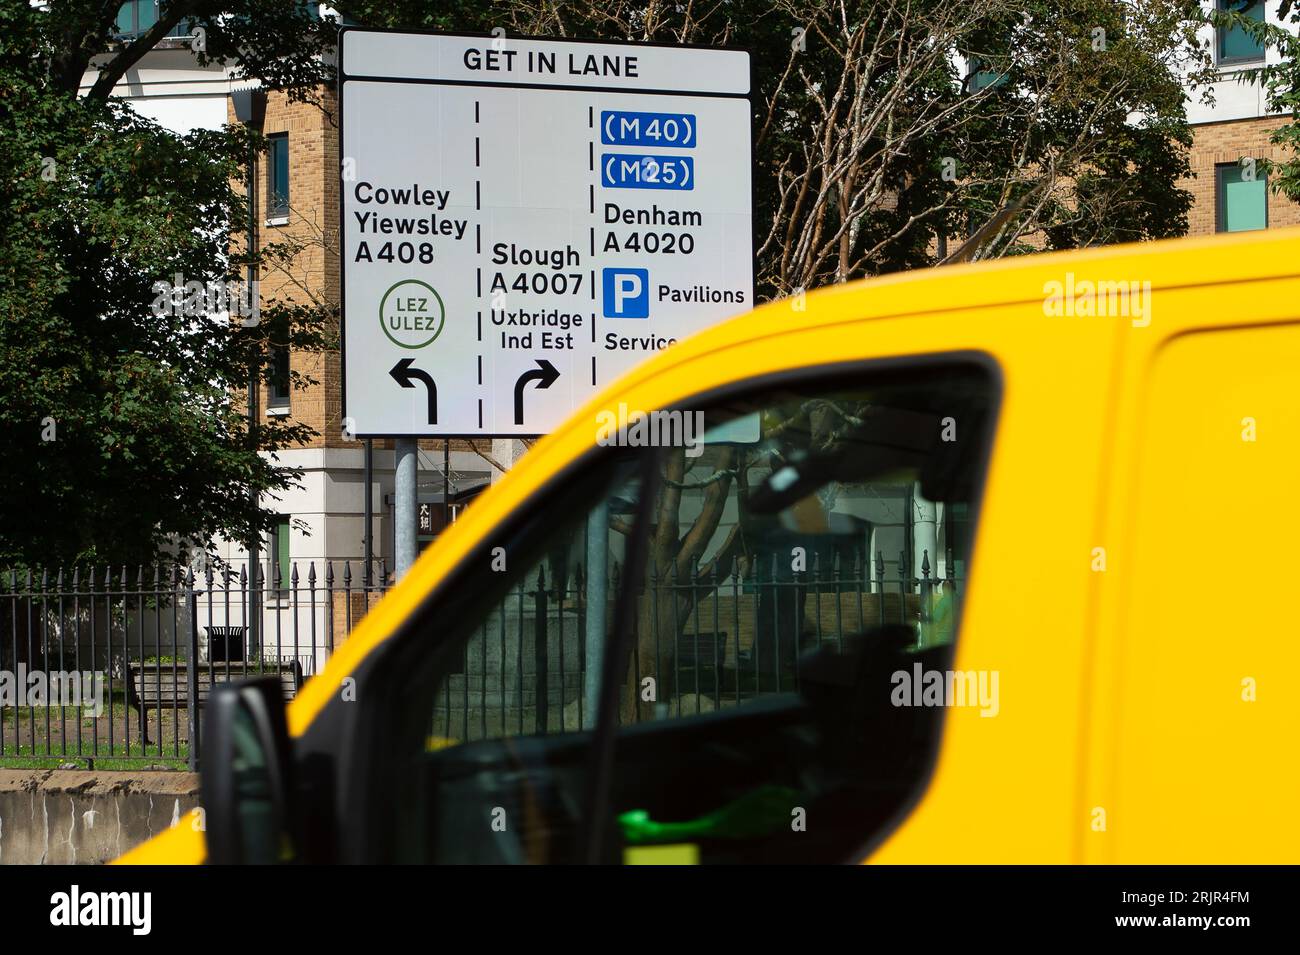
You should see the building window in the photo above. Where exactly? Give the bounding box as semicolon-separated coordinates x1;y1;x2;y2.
270;518;292;596
1216;161;1268;232
268;317;290;410
114;2;194;40
114;1;158;38
267;133;289;220
267;317;291;410
1216;0;1266;66
965;56;1007;93
269;346;291;410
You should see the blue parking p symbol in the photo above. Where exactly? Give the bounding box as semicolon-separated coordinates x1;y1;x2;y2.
603;268;650;318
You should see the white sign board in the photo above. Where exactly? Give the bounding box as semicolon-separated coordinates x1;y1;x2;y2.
339;29;754;436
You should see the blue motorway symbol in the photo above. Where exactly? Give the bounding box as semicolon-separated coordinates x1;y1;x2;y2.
600;111;697;148
601;154;693;191
603;268;650;318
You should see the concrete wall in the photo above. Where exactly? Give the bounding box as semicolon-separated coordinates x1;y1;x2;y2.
0;771;198;865
1185;1;1299;126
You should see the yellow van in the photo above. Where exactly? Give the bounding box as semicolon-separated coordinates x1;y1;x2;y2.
121;227;1300;864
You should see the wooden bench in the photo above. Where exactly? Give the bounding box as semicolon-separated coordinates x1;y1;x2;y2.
126;661;303;746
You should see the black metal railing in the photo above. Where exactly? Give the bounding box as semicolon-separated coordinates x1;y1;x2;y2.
0;561;391;770
2;548;961;769
430;548;962;744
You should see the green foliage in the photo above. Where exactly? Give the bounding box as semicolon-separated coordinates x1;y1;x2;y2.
0;1;334;567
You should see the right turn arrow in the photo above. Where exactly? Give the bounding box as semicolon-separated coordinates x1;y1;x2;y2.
513;359;560;426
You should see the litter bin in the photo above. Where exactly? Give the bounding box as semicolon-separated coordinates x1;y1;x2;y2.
206;626;246;663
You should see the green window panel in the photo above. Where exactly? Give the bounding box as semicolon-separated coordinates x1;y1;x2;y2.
1217;0;1266;65
1217;163;1268;233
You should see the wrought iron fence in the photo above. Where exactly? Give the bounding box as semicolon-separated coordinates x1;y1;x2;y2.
0;562;392;770
431;548;963;744
1;549;961;770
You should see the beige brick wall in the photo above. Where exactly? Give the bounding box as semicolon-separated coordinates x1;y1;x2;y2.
1183;116;1300;237
227;88;346;450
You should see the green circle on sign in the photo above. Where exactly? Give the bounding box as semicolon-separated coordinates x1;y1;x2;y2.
380;280;445;349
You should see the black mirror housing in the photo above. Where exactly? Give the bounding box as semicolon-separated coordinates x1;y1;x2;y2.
200;677;298;864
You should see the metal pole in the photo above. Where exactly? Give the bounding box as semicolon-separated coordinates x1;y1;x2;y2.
186;571;200;771
364;438;373;586
443;439;451;532
246;143;260;665
582;500;609;730
394;438;418;578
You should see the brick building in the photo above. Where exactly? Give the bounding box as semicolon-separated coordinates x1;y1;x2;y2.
1184;2;1300;235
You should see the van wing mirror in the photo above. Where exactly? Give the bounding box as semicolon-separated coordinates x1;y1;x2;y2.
200;678;298;865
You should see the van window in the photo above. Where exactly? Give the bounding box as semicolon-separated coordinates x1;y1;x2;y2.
385;357;998;863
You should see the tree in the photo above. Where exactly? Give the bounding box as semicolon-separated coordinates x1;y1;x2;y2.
394;0;1205;716
381;0;1211;294
0;2;344;566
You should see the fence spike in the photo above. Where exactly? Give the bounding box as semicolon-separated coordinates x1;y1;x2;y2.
136;564;144;589
57;567;65;590
291;563;299;587
343;560;352;586
325;561;334;587
239;564;247;588
185;566;195;588
307;563;316;587
152;563;160;587
876;551;885;581
204;563;214;588
536;565;546;592
71;566;80;591
40;567;48;591
921;549;931;578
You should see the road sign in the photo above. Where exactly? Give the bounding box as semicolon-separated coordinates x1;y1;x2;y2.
339;29;754;436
